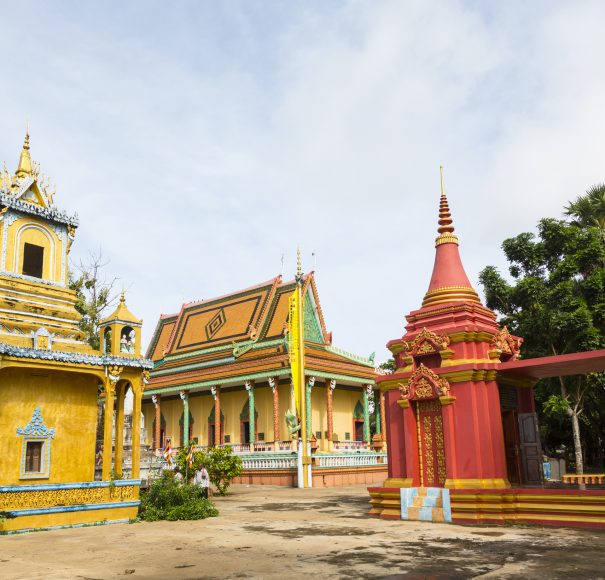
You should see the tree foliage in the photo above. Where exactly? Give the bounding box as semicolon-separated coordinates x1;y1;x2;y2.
174;445;243;495
479;216;605;470
69;250;118;350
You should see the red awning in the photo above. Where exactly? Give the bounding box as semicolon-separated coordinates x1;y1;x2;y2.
498;349;605;379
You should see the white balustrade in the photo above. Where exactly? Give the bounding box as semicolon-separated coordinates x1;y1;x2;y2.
241;456;297;470
333;440;371;451
314;453;387;468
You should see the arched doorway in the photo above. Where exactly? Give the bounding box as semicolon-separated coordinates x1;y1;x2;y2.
353;400;365;441
240;401;258;444
415;399;446;487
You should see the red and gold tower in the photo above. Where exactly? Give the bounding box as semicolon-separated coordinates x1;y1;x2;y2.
377;177;525;496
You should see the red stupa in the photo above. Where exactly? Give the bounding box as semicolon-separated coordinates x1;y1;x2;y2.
369;175;605;527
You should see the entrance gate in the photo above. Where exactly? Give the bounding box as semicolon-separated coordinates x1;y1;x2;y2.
416;400;446;487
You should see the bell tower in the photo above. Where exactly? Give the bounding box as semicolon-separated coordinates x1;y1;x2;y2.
0;130;85;349
99;291;142;356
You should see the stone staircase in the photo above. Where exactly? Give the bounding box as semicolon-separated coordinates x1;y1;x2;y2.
401;487;451;523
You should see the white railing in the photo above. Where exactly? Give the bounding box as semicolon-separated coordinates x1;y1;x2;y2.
277;440;294;451
314;453;387;468
241;456;297;470
333;440;371;451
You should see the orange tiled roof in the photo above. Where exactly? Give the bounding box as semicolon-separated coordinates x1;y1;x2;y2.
146;273;376;390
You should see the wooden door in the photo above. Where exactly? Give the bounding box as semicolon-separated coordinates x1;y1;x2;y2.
417;400;446;487
501;410;522;485
209;422;224;447
354;420;364;442
518;413;543;486
241;420;250;444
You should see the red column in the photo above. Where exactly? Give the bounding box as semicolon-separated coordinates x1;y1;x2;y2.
271;378;280;442
385;388;409;484
379;390;386;443
326;379;335;444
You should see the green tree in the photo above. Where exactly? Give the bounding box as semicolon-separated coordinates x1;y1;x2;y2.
378;358;396;374
69;250;118;349
204;446;243;495
479;218;605;475
565;183;605;242
174;445;243;495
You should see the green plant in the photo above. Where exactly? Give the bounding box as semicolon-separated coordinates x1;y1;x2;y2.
204;446;243;496
174;444;206;481
138;471;218;522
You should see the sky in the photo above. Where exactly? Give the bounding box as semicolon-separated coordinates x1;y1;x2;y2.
1;0;604;362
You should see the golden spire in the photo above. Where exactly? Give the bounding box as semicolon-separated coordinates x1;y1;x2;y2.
120;289;126;305
15;126;33;179
435;166;457;245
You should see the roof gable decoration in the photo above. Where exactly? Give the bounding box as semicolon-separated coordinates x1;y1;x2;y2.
0;132;78;227
398;364;451;401
489;326;523;360
304;289;325;344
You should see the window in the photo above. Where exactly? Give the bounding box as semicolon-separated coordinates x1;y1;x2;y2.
315;431;322;440
22;243;44;278
224;435;231;443
25;441;43;473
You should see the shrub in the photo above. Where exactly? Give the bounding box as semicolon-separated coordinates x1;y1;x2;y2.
139;471;218;522
174;444;243;495
205;446;243;496
174;445;206;481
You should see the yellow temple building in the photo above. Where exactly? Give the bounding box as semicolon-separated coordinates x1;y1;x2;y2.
144;273;388;487
0;133;152;533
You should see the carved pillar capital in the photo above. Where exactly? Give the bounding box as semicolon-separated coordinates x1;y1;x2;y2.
329;378;336;391
179;390;188;401
152;394;158;406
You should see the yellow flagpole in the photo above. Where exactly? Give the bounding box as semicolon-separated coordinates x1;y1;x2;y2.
289;249;308;487
297;282;308;487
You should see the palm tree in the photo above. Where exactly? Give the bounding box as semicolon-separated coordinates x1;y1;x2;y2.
565;183;605;242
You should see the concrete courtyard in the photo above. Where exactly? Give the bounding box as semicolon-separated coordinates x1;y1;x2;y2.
1;484;604;579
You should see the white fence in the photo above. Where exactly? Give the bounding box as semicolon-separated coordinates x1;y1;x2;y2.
241;456;297;470
314;453;387;468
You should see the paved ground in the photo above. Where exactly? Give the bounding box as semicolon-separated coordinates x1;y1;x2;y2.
1;484;605;579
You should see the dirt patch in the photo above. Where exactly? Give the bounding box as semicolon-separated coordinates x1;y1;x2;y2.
244;523;378;538
1;484;605;579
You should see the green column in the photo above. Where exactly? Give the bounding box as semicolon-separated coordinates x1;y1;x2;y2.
363;386;370;443
306;377;315;438
246;382;255;444
180;390;189;447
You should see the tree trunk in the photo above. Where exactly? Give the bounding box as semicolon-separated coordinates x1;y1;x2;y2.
559;376;585;488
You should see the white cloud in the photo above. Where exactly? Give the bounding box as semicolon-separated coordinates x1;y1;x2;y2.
1;0;604;361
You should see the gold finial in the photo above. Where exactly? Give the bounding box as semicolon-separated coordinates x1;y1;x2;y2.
434;165;458;246
15;126;33;178
440;165;445;197
120;289;126;304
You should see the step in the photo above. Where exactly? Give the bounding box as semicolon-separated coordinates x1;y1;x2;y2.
407;506;445;522
411;495;442;508
400;487;452;523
